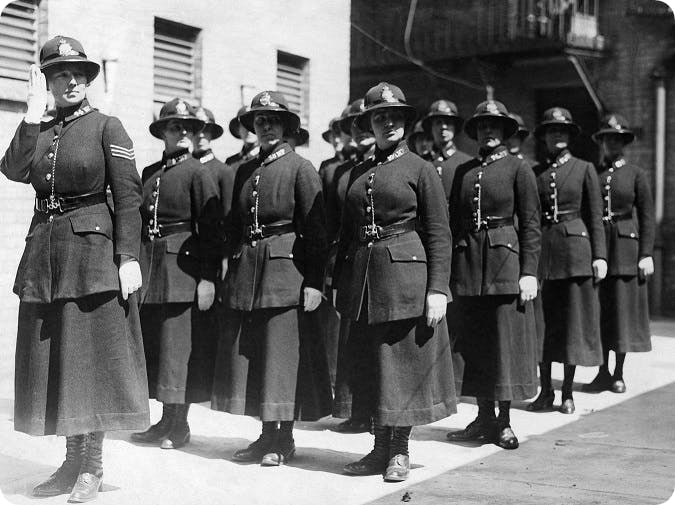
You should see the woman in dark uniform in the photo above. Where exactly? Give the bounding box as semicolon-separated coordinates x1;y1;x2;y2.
1;36;149;502
445;100;540;450
335;82;455;481
211;91;331;466
583;114;655;393
131;98;221;449
528;108;607;414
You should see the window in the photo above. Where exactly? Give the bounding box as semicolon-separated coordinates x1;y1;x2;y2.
153;17;201;110
0;0;40;82
276;51;309;130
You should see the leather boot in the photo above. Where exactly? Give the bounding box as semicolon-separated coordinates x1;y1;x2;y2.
33;435;85;497
233;422;278;463
496;401;519;450
261;421;296;466
582;368;613;392
527;362;554;411
68;432;103;503
447;398;496;442
131;403;174;443
559;365;576;414
384;426;411;482
161;403;190;449
334;417;372;433
344;424;391;476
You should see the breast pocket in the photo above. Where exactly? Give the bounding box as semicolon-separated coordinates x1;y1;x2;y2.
616;220;639;240
487;226;519;253
164;232;199;277
70;213;113;240
563;219;590;239
387;240;428;263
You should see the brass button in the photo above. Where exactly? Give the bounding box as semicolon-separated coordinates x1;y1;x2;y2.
367;241;373;248
152;191;158;197
149;219;154;225
289;253;294;258
630;233;636;238
45;173;52;181
367;188;373;195
251;240;258;247
185;251;190;255
507;243;512;248
412;255;417;260
581;232;587;236
47;152;54;159
252;190;258;197
95;225;101;231
49;214;54;222
149;204;155;211
366;206;372;213
250;206;255;213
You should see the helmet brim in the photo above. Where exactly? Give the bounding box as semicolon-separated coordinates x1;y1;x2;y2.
354;103;417;132
592;129;635;145
240;108;301;134
149;116;206;139
534;121;581;139
41;58;100;83
421;113;464;134
464;115;519;141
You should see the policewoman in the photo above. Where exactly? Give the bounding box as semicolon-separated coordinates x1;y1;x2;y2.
528;107;607;414
132;98;221;449
225;105;259;173
407;120;434;161
211;91;331;466
335;82;455;481
583;114;655;394
1;36;149;501
422;99;473;199
445;100;540;450
505;112;534;166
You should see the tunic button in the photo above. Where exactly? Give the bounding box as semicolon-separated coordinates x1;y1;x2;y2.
152;191;158;197
47;152;54;159
552;163;558;168
252;190;258;197
604;196;609;201
549;194;556;199
250;206;255;213
251;240;257;247
289;253;294;258
604;185;611;190
185;251;190;255
366;206;372;213
149;204;155;211
45;173;52;181
367;188;373;195
155;178;160;187
630;233;636;238
474;183;480;189
367;241;373;248
549;182;555;187
95;225;101;231
49;214;54;222
149;219;154;225
472;197;479;202
412;255;417;260
581;232;587;236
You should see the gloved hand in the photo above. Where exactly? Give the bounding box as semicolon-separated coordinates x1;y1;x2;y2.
592;259;608;282
303;287;323;312
25;64;48;124
197;279;215;311
519;275;538;303
426;292;447;327
119;260;142;300
638;256;654;279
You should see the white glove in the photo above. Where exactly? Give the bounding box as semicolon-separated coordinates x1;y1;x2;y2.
592;259;608;282
519;275;538;303
638;256;654;278
303;286;323;312
220;257;229;281
426;292;447;327
119;260;142;300
197;279;215;311
25;64;48;124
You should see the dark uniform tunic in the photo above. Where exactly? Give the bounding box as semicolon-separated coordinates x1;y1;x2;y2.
1;99;149;436
139;149;221;404
534;149;607;365
334;141;456;426
211;142;332;421
597;157;654;352
434;145;473;206
225;144;259;177
449;146;541;400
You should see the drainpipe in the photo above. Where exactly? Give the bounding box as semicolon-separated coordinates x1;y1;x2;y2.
653;66;666;225
567;54;605;117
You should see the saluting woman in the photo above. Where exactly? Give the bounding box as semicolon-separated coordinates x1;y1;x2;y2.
583;114;655;394
131;99;221;449
211;91;331;466
335;82;455;481
0;36;149;502
528;108;607;414
445;100;541;450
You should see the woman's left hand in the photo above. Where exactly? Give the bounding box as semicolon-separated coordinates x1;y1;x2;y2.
197;280;216;311
426;292;447;327
303;287;323;312
592;259;608;282
119;260;142;300
638;256;654;279
519;275;538;303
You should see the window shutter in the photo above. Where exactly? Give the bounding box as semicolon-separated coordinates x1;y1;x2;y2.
277;51;309;129
154;18;200;107
0;0;39;82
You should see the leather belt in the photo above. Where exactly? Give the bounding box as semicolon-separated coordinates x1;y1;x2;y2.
542;210;580;224
358;220;417;242
35;191;107;214
469;216;514;231
145;221;192;239
244;222;295;241
603;210;632;223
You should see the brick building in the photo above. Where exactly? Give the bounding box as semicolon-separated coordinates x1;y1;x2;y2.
0;0;350;329
351;0;675;314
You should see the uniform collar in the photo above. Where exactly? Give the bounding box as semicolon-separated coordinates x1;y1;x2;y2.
242;142;260;160
258;142;291;166
601;155;626;170
437;142;457;160
53;98;94;123
162;148;191;168
373;140;408;164
478;144;508;162
547;148;571;166
194;149;215;164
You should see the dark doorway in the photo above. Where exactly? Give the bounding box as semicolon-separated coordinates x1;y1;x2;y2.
535;87;600;163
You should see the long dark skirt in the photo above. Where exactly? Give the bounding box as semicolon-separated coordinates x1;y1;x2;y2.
599;276;651;353
333;314;456;426
316;298;340;389
211;307;332;421
455;295;538;401
14;293;150;436
538;277;603;366
446;300;465;395
140;302;218;404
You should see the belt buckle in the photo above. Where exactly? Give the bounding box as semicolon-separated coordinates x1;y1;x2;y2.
474;219;486;232
362;224;380;240
246;225;263;241
46;195;63;213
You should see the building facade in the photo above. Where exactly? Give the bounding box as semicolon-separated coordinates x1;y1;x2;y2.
0;0;351;325
350;0;675;314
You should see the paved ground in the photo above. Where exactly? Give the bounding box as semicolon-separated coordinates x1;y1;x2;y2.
1;323;674;504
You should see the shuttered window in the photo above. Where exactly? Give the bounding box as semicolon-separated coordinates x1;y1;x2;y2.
277;51;309;129
154;18;201;107
0;0;39;82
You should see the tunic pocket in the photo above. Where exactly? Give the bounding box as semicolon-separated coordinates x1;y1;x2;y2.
616;220;639;240
387;240;427;262
164;232;198;257
563;219;590;239
70;213;112;239
487;227;519;253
